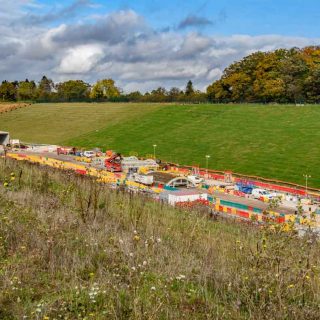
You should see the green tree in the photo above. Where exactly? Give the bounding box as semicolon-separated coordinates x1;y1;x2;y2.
56;80;90;101
149;87;168;102
90;79;120;100
0;81;17;101
126;91;142;102
17;79;36;101
37;76;54;101
185;80;194;96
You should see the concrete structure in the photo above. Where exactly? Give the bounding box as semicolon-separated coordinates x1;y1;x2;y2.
160;189;208;205
0;131;10;146
148;172;196;188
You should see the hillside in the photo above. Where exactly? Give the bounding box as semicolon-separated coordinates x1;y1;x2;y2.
0;103;319;187
1;158;320;319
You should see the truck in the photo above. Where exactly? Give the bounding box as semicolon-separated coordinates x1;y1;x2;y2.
132;173;154;185
252;188;275;200
187;175;205;185
105;154;158;173
83;151;95;158
57;147;76;155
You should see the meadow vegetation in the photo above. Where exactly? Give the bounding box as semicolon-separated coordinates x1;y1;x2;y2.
1;158;320;319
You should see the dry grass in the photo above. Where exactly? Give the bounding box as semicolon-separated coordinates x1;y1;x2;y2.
1;158;320;319
0;103;30;114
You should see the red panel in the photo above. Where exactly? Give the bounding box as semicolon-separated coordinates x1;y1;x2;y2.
276;217;285;224
76;169;87;175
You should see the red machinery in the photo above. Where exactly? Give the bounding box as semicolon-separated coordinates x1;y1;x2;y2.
105;153;122;172
57;147;76;155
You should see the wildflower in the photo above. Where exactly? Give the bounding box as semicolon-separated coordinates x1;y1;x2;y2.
133;235;140;242
305;275;310;280
156;238;161;243
133;230;138;235
151;286;156;291
20;246;26;250
288;284;294;289
3;182;9;187
129;252;134;257
143;260;147;266
131;267;136;271
43;316;50;320
89;272;95;277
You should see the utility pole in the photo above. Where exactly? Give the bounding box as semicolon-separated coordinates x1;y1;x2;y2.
303;174;311;197
205;155;210;175
153;144;157;159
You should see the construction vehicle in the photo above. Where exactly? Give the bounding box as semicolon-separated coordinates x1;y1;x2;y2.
105;154;159;173
57;147;76;155
187;175;204;185
105;153;123;172
83;151;95;158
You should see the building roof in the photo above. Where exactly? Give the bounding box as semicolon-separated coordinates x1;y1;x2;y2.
163;189;207;196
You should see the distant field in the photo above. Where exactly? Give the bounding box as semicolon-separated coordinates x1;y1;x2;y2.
0;102;29;113
0;102;319;187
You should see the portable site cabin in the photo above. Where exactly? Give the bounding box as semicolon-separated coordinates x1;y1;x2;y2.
160;189;208;205
0;131;10;146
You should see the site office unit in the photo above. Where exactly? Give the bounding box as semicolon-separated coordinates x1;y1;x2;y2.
160;189;208;205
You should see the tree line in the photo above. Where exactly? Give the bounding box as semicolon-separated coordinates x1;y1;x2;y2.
2;46;320;104
0;77;206;103
207;46;320;104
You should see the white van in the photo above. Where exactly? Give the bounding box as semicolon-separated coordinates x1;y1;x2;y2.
252;188;273;200
83;151;95;158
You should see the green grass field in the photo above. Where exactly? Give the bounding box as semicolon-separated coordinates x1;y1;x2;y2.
1;102;319;187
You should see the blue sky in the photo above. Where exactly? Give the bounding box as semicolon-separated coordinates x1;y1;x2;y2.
28;0;320;37
1;0;319;91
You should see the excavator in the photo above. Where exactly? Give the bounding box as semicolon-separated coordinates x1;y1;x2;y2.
105;153;123;172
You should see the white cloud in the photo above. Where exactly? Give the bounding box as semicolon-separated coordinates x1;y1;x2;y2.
0;3;320;92
57;44;104;74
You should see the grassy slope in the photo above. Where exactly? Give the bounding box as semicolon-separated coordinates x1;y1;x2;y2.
0;103;163;144
0;103;319;187
1;159;320;319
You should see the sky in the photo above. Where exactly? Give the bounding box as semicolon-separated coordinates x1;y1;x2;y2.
1;0;320;92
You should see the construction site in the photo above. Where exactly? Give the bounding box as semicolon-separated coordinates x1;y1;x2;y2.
2;138;320;234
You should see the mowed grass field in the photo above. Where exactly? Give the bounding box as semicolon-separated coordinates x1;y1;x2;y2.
1;102;319;187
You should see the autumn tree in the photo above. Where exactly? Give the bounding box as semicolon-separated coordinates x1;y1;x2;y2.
90;79;120;100
56;80;90;101
0;81;17;101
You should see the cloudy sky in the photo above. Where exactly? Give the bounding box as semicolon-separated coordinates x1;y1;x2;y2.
1;0;320;92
